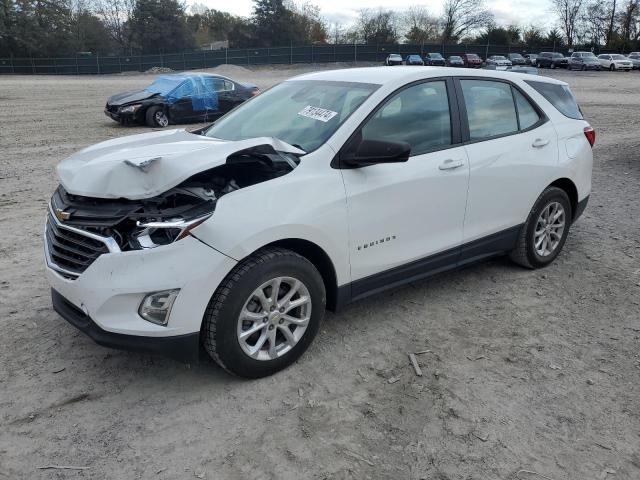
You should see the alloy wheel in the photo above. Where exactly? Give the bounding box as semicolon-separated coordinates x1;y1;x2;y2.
154;111;169;127
534;202;566;257
236;276;311;361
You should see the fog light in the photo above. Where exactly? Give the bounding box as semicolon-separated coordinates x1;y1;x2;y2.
138;289;180;326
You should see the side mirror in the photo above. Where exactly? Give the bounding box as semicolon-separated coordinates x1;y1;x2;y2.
340;138;411;168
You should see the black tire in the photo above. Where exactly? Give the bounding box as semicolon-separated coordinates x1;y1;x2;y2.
581;65;586;71
202;247;326;378
145;106;169;127
509;187;573;269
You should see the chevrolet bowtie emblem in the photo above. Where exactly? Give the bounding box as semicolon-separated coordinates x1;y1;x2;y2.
55;208;71;222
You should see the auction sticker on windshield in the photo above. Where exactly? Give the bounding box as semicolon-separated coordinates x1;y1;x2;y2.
298;105;338;122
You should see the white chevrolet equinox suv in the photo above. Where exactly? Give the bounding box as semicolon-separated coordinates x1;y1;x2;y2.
45;67;594;378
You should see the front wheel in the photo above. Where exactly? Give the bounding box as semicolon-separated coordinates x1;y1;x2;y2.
145;106;169;127
509;187;572;269
202;247;326;378
609;64;615;71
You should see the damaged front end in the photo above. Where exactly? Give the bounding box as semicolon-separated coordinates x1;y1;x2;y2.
46;136;302;278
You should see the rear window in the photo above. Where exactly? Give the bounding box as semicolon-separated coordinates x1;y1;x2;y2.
525;81;583;120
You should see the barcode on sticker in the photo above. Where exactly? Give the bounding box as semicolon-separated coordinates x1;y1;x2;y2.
297;105;338;123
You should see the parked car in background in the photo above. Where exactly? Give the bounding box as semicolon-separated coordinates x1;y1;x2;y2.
485;55;512;70
597;54;633;71
508;53;527;65
446;55;465;67
461;53;483;68
384;54;404;66
523;53;538;65
424;52;446;66
627;53;640;69
48;67;594;378
486;55;513;68
536;52;568;69
568;52;602;71
405;54;425;65
104;73;259;127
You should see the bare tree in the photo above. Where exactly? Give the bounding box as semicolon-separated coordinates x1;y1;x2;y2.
619;0;640;44
552;0;584;47
606;0;617;45
440;0;493;42
403;5;439;43
93;0;135;52
355;8;399;44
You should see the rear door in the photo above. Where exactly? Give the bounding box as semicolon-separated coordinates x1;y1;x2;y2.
340;79;470;289
455;78;559;249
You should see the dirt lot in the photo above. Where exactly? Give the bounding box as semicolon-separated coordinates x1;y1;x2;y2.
0;63;639;480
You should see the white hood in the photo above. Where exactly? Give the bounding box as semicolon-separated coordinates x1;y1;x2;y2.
57;129;305;200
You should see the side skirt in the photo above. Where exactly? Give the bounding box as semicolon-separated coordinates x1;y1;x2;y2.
335;225;522;309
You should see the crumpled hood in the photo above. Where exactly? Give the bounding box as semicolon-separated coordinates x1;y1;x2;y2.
57;129;305;200
107;89;158;106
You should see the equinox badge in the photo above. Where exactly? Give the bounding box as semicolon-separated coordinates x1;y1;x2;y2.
55;208;71;222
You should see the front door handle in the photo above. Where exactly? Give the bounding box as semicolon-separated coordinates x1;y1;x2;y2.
438;159;464;170
532;138;550;148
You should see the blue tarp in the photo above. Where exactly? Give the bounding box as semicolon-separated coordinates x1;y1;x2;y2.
144;74;220;111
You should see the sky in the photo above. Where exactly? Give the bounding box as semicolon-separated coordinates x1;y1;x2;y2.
187;0;555;29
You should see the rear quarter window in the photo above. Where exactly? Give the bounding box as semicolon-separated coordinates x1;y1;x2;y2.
524;81;583;120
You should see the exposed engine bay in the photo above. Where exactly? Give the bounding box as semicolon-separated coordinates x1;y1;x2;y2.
50;148;299;251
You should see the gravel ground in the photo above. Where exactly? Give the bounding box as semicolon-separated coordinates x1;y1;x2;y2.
0;64;639;480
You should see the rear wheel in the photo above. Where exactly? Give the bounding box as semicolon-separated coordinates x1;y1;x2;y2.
509;187;572;269
202;247;326;378
145;106;169;127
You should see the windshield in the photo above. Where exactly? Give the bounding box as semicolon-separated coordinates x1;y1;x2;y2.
510;54;524;58
145;76;184;95
611;54;627;60
429;53;443;59
467;54;480;59
205;80;379;152
552;53;564;58
493;56;507;60
582;52;596;58
450;56;462;60
389;54;401;59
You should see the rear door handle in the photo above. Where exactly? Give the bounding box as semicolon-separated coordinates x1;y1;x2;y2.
438;159;464;170
532;138;550;148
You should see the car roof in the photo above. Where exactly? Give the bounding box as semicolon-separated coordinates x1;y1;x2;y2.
290;66;568;86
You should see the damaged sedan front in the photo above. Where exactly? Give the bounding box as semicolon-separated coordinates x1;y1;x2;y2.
46;78;378;376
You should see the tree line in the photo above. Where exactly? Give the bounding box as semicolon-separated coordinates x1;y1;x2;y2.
0;0;638;58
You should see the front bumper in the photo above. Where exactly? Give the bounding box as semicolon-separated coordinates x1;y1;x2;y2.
46;233;237;358
104;108;140;124
52;289;200;362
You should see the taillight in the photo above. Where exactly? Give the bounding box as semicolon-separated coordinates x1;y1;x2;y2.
584;126;596;147
251;88;261;97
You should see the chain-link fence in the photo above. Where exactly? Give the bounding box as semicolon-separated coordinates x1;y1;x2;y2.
0;43;620;75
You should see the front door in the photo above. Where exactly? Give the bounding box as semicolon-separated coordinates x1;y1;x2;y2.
340;79;469;292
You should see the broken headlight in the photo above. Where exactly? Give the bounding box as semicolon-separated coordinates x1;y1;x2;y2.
119;104;141;114
132;214;211;249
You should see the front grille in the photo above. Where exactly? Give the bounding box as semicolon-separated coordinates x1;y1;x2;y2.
45;213;110;277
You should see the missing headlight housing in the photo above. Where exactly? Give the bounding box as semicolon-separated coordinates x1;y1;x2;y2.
133;214;211;249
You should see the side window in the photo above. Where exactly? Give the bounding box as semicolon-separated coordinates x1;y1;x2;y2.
223;80;235;91
360;80;451;156
460;80;518;140
513;88;540;130
170;81;191;99
525;80;583;119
